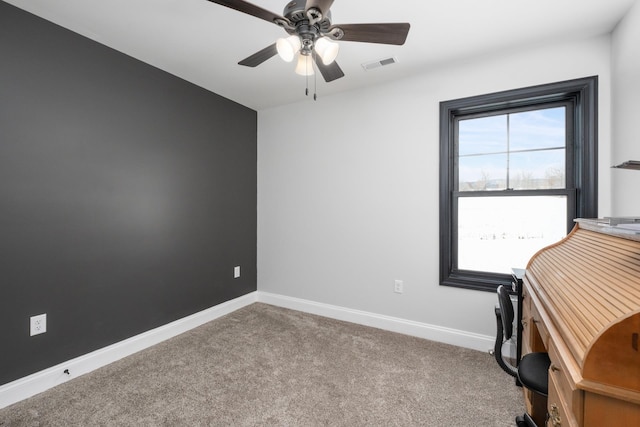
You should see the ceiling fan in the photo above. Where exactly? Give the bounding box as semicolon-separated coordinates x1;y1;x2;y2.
205;0;410;83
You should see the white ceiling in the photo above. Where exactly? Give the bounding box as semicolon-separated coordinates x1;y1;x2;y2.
5;0;637;110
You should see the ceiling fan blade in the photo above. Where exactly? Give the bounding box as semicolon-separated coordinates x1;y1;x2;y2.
313;57;344;82
205;0;284;24
238;43;278;67
305;0;335;14
331;23;411;45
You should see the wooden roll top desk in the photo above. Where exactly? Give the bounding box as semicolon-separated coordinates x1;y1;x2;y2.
522;219;640;427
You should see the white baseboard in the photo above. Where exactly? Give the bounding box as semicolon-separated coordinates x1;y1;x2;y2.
1;290;495;410
0;292;258;410
257;292;495;352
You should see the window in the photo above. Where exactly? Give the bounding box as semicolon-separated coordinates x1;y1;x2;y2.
439;77;598;292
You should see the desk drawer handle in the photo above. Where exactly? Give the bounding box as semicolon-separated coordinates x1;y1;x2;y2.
550;364;561;373
548;403;562;426
521;320;528;327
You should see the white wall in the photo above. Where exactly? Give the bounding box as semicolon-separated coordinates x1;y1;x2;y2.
612;0;640;215
257;35;613;343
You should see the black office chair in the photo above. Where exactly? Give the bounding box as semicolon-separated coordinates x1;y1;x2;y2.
494;285;550;427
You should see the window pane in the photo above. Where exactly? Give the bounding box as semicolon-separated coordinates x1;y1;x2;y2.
441;77;597;291
458;153;507;191
509;107;566;151
510;149;565;189
457;196;567;274
459;115;507;156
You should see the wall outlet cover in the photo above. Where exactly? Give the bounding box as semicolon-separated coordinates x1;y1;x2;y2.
30;313;47;336
394;280;404;294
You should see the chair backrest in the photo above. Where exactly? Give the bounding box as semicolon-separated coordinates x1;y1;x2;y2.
497;285;514;340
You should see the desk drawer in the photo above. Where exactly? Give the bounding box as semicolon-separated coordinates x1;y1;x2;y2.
549;341;583;425
584;392;640;426
530;299;549;350
521;299;531;353
548;368;580;427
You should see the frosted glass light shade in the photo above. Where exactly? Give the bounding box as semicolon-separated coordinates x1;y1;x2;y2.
314;37;339;65
276;36;301;62
295;54;314;76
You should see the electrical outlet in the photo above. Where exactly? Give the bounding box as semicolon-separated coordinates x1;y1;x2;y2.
234;266;241;278
30;313;47;336
394;280;404;294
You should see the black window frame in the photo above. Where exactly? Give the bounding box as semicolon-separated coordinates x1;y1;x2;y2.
439;76;598;292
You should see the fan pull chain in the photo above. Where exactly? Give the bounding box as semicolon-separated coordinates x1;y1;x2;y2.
313;52;317;101
304;55;309;96
311;53;320;101
302;53;317;101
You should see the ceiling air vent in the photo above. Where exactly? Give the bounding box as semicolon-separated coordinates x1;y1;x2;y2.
361;57;398;71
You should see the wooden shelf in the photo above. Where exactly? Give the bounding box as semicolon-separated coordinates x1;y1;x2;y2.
612;160;640;170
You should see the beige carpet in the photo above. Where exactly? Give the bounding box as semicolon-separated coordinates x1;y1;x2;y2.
0;303;524;426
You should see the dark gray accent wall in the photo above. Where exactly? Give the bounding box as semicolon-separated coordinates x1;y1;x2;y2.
0;1;257;386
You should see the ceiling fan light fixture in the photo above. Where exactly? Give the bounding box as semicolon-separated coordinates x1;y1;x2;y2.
314;37;339;65
294;53;315;76
208;0;410;86
276;35;301;62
